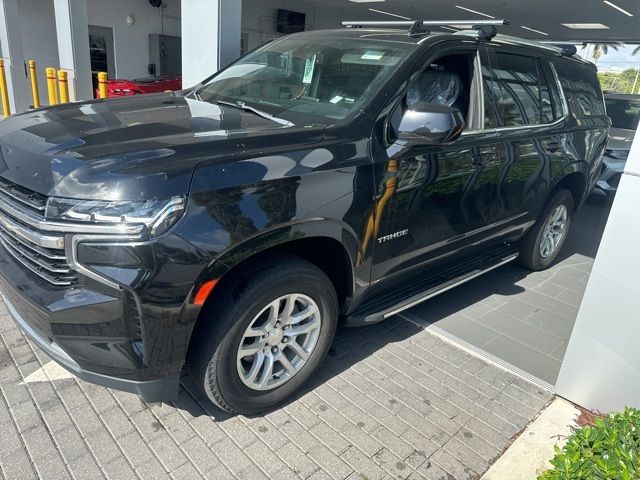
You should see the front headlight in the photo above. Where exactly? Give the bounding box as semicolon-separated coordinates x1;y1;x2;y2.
605;149;629;161
45;196;186;237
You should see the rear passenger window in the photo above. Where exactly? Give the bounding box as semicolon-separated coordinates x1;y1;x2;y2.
490;53;556;127
554;62;606;118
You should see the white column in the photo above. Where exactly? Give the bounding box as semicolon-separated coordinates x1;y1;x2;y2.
0;0;31;113
53;0;92;101
555;125;640;411
181;0;241;89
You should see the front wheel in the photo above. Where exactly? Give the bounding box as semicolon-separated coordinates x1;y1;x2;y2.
519;189;574;271
189;254;338;415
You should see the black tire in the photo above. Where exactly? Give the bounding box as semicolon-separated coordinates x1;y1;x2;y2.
188;254;338;415
518;189;574;271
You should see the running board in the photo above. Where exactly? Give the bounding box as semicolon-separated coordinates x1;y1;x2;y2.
346;249;518;326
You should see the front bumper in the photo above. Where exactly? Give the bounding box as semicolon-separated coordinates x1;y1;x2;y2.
3;290;179;402
0;230;206;403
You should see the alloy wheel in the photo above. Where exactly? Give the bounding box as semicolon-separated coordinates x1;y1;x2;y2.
236;293;321;391
539;204;568;258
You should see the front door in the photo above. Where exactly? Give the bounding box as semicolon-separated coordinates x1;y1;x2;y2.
370;46;500;284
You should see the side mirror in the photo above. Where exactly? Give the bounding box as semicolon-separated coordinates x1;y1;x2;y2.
397;102;465;145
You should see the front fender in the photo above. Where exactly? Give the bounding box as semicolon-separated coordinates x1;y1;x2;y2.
193;218;363;297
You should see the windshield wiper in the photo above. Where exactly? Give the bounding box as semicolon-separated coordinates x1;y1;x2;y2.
216;100;294;127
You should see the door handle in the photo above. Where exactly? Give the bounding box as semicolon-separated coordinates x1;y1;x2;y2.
544;141;561;153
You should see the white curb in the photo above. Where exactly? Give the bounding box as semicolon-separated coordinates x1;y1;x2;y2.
481;397;580;480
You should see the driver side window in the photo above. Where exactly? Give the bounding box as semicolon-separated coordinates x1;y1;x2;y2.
387;50;495;141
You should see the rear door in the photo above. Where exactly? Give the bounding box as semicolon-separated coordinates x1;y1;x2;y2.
485;47;568;232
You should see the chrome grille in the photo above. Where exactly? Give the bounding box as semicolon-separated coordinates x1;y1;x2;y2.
0;179;77;287
0;177;47;212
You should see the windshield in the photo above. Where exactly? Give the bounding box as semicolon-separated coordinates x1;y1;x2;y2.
605;98;640;130
195;35;414;123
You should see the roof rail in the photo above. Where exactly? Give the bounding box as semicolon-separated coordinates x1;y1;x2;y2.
341;19;509;37
545;44;578;56
487;35;581;57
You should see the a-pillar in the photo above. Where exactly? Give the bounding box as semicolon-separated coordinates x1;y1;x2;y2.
53;0;92;101
181;0;242;89
0;0;31;113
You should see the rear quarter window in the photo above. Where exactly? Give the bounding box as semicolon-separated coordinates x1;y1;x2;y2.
554;61;605;118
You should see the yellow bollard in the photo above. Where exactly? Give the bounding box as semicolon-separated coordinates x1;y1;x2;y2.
57;70;69;104
0;59;11;118
46;67;58;105
28;60;40;109
97;72;108;99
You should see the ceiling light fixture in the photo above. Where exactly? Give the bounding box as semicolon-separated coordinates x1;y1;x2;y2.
368;8;411;20
603;1;634;17
521;26;548;36
455;5;495;19
562;23;610;29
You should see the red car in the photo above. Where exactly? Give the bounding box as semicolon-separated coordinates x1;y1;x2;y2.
97;75;182;97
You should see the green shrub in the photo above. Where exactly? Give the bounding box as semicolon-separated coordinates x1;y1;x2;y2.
539;407;640;480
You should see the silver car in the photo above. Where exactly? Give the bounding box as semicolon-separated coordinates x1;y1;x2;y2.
594;94;640;196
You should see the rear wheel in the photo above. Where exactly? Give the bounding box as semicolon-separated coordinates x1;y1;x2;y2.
519;189;574;271
189;254;338;414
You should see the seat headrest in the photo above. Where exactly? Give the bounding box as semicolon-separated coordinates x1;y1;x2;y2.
407;70;463;108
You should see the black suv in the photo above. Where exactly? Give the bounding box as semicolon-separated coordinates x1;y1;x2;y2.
0;22;609;414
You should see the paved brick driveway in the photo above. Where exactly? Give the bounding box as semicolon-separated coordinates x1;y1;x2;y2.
0;296;552;480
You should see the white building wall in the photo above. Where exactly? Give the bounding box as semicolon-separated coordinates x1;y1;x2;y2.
13;0;181;105
86;0;181;79
555;126;640;411
19;0;59;73
7;0;352;109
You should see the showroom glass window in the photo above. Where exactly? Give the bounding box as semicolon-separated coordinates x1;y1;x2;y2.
490;53;556;127
195;36;414;122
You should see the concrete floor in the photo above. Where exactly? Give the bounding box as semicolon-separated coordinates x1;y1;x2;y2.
402;198;612;387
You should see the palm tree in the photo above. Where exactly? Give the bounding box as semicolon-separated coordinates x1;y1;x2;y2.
581;42;621;64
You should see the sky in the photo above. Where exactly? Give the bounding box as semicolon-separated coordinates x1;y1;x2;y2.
576;44;640;72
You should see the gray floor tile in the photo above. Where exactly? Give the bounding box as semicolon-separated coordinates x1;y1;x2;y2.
507;289;578;322
556;288;585;309
482;335;562;385
550;341;569;362
494;298;538;321
474;310;564;355
523;309;575;340
407;313;499;348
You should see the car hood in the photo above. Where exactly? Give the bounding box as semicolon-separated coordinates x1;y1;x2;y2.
606;127;636;150
0;93;324;201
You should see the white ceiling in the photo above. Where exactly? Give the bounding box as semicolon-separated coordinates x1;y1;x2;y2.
298;0;640;42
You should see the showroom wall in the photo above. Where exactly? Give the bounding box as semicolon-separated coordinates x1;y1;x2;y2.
86;0;181;79
11;0;352;105
17;0;59;84
14;0;180;104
